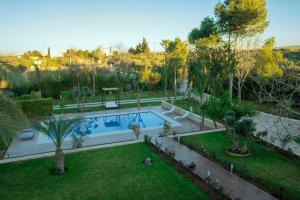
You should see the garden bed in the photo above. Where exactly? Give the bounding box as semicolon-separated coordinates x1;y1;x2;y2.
180;131;300;200
146;141;230;200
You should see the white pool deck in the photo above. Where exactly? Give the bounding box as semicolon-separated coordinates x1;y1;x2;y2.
4;104;219;160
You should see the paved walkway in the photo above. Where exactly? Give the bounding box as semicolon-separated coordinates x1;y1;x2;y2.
152;136;277;200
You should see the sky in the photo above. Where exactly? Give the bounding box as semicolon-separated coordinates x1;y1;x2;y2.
0;0;299;56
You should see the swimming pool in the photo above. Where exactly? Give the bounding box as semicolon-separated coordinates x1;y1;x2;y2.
73;111;168;136
37;111;173;144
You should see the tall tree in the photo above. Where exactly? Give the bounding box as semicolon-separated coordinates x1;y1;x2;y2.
89;48;106;95
215;0;269;100
129;38;150;54
162;38;188;101
188;17;219;44
235;39;258;102
254;37;283;103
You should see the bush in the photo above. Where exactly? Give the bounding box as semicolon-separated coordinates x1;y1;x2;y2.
0;97;28;149
18;91;41;100
201;93;232;122
16;98;53;117
232;102;257;119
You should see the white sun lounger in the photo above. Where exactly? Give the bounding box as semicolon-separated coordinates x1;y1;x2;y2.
105;101;119;109
18;128;37;140
162;106;176;115
174;111;190;120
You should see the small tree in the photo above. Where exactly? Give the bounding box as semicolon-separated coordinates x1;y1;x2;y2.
131;123;140;139
224;111;239;152
81;86;91;111
162;122;171;136
70;87;81;111
237;118;256;153
40;116;80;174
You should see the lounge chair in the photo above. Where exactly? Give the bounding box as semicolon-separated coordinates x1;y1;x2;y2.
174;111;190;120
18;128;37;140
163;106;176;115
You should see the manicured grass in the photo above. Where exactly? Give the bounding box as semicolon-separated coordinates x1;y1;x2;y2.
0;143;210;200
53;102;161;114
181;131;300;200
54;90;170;105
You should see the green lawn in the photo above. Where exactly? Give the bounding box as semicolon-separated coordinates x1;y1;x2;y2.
53;102;161;114
0;143;210;200
181;131;300;200
54;90;170;105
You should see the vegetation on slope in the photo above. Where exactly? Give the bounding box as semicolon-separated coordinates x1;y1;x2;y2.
0;96;28;150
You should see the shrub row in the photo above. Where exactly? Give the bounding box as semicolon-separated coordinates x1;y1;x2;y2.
16;98;53;117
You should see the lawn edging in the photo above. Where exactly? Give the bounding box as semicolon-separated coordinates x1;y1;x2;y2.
0;139;142;165
179;131;295;200
145;140;230;200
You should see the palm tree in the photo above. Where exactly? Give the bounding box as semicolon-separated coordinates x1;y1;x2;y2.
40;116;80;174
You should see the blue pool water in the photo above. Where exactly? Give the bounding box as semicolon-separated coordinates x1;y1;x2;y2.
73;111;167;136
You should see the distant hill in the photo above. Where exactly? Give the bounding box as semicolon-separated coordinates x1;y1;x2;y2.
276;46;300;66
278;45;300;50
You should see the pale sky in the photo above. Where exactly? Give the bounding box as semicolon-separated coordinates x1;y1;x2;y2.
0;0;299;56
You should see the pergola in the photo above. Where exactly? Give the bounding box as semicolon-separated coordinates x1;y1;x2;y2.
101;87;120;109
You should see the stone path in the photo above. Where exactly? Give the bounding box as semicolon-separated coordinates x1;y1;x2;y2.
152;136;277;200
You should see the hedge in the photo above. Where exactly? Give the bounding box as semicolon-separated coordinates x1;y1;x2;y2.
16;98;53;117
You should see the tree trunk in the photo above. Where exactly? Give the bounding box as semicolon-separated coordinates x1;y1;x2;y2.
164;61;168;96
92;65;96;96
258;86;263;104
213;120;218;129
229;74;233;100
136;90;141;110
55;147;64;174
174;66;177;102
238;79;242;103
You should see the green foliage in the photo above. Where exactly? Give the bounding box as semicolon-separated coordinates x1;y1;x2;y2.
201;93;257;122
16;98;53;117
0;97;28;149
0;144;210;200
128;37;150;54
232;101;257;119
236;118;256;137
255;37;283;78
215;0;268;37
188;16;219;43
23;50;43;58
40;116;80;148
224;110;236;127
192;37;235;96
201;93;232;122
181;132;300;200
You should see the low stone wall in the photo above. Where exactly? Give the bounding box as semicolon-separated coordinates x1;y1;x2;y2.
161;101;223;129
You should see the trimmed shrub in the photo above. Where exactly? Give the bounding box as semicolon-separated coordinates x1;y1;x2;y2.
16;98;53;117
